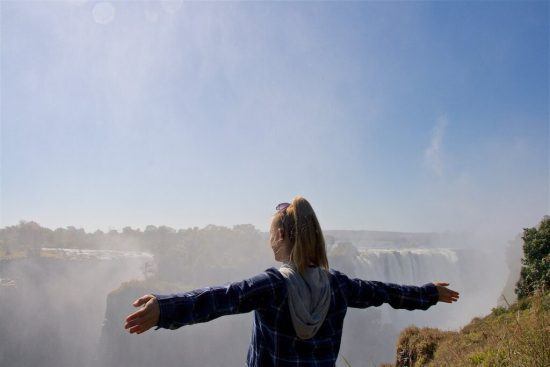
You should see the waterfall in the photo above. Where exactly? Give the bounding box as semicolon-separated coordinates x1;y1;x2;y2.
328;242;503;329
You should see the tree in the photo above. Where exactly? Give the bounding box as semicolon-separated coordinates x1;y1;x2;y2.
515;216;550;298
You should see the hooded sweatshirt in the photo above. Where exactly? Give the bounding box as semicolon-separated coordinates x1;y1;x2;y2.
278;260;331;339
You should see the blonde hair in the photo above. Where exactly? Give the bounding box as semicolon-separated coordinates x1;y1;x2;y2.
273;196;329;274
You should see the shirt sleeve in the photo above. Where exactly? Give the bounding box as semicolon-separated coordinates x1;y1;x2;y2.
151;270;277;330
340;273;439;310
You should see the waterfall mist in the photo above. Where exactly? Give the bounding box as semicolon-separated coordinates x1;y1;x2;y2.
0;224;520;366
2;1;547;367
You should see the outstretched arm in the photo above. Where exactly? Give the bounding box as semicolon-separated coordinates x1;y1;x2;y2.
124;271;277;334
341;274;459;310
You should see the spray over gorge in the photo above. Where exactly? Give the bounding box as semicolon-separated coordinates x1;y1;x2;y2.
1;1;548;366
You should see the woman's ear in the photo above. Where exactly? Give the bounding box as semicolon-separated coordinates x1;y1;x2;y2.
277;227;285;241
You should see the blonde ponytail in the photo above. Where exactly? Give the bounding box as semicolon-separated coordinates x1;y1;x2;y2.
283;196;329;275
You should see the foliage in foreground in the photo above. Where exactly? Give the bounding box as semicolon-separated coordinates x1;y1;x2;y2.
383;216;550;367
516;216;550;299
384;291;549;367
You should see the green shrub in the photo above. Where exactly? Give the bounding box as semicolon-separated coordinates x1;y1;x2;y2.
516;216;550;299
491;306;507;316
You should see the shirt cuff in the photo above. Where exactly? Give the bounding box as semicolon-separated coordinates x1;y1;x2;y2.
152;294;176;330
422;283;440;306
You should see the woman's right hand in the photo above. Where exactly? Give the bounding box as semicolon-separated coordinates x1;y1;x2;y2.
433;282;460;303
124;294;160;334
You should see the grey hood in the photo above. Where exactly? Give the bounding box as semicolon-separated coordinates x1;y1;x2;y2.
278;261;331;339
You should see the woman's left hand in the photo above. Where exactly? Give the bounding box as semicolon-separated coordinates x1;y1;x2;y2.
433;282;460;303
124;294;160;334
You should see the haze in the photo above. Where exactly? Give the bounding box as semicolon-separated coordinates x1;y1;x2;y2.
1;1;548;367
2;1;547;242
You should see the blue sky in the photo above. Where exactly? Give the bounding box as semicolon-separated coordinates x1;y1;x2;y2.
1;1;548;240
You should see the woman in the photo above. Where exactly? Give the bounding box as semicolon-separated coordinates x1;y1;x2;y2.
124;196;459;366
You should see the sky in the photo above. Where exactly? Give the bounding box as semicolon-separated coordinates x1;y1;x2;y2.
1;1;548;241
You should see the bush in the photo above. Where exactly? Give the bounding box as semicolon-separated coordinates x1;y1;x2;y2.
516;216;550;299
394;326;451;367
491;306;507;316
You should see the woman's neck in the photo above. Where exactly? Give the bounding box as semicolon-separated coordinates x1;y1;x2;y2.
281;258;316;267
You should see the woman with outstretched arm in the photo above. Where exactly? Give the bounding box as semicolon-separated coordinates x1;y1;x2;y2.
124;196;459;367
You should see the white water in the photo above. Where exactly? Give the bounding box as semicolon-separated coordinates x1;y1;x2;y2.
329;242;504;329
356;248;459;284
40;247;153;261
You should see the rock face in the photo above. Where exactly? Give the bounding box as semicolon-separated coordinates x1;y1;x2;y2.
0;254;149;367
94;280;255;367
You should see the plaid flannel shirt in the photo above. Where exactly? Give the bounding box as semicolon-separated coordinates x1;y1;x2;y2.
153;267;439;367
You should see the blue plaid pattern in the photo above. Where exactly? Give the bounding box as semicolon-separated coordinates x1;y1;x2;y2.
153;267;439;367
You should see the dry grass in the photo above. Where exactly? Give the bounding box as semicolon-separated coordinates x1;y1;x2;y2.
382;291;549;367
393;326;452;367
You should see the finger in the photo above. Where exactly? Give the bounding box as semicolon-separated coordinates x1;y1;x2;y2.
436;282;450;287
129;321;152;334
128;324;143;334
134;322;153;335
446;292;459;298
133;295;152;307
442;295;458;303
441;289;453;297
447;288;459;295
126;308;147;322
125;311;142;322
442;288;459;297
132;315;157;332
127;324;143;333
124;317;143;330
